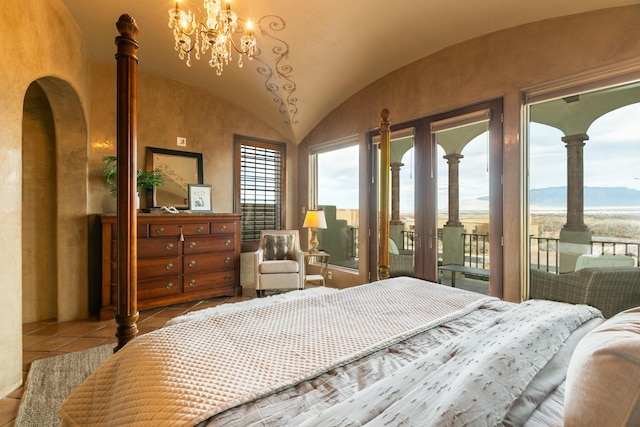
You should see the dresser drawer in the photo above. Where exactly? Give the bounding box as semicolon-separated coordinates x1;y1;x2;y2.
183;235;235;254
137;238;180;258
149;222;209;237
183;251;235;274
183;270;235;294
138;276;181;300
210;222;237;235
137;256;182;278
182;223;210;235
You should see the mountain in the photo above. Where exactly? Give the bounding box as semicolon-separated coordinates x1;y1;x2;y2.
528;186;640;207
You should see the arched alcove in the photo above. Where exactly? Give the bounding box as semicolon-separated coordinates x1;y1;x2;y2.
22;77;89;322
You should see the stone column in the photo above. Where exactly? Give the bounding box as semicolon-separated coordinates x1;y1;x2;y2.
559;133;592;272
562;133;589;232
390;162;404;225
444;153;463;227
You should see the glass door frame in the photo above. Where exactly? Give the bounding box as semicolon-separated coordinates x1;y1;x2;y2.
368;99;504;297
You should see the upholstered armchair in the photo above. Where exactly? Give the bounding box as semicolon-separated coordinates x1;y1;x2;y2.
389;238;414;277
254;230;305;297
530;267;640;318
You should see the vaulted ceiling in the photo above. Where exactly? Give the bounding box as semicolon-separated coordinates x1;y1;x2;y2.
61;0;635;143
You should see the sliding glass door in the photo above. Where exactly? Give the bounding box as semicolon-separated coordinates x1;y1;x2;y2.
526;80;640;279
369;100;503;296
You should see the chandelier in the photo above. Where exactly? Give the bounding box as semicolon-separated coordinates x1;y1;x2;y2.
168;0;257;76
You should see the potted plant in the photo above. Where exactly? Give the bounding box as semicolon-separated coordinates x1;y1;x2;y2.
103;155;165;206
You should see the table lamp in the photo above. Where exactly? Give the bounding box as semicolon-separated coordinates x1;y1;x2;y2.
303;209;327;253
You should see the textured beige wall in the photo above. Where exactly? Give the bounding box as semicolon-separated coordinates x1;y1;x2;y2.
88;63;293;216
0;0;91;398
22;83;58;323
299;5;640;299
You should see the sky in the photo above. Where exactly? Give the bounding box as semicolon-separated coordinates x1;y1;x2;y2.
316;103;639;212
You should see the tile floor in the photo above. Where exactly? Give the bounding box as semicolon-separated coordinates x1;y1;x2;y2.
0;294;253;427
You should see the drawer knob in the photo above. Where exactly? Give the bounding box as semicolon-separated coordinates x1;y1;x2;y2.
156;227;165;234
220;225;227;231
189;260;197;267
189;242;197;249
166;243;174;250
166;282;174;290
225;257;231;264
165;263;174;270
225;240;231;246
225;274;231;281
189;279;196;286
197;226;204;233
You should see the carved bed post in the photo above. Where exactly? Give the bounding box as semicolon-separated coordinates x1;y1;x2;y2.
114;14;139;351
379;109;391;280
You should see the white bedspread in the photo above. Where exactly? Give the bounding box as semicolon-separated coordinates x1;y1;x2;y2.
298;299;602;426
59;278;494;427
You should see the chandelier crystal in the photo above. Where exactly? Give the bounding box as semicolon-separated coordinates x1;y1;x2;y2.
168;0;257;76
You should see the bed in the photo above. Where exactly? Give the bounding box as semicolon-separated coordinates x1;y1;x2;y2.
57;276;640;426
93;17;640;427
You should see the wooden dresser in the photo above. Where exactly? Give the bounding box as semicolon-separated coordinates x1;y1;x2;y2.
99;213;241;320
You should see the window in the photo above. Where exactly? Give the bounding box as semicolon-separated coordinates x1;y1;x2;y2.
310;141;359;270
525;75;640;277
234;136;286;250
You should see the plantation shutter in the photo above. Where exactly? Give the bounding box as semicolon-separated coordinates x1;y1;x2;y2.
236;138;286;244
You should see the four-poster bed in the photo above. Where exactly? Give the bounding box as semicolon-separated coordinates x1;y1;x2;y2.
66;14;640;427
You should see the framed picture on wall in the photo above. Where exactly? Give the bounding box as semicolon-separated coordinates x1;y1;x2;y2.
188;184;213;212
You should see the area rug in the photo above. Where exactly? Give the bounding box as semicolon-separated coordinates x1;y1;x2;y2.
15;343;114;426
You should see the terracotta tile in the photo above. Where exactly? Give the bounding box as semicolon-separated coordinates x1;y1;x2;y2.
0;397;20;426
22;321;54;335
57;337;111;353
138;315;168;328
6;386;22;399
195;299;229;310
22;334;48;348
85;325;117;339
23;335;76;352
56;322;110;337
27;323;71;337
153;307;190;318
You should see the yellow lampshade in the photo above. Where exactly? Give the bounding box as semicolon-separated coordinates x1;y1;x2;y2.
303;210;327;229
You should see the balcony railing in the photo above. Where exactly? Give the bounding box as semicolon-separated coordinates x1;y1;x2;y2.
530;236;560;272
530;235;639;273
401;230;415;251
462;233;489;268
591;237;640;258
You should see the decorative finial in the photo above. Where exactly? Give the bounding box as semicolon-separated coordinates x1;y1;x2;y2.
381;108;390;121
116;14;139;39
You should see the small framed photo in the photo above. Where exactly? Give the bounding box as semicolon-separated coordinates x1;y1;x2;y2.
188;184;213;212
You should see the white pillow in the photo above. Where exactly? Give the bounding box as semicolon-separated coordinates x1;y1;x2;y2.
565;306;640;426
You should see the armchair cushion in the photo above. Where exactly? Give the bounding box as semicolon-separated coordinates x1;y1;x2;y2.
258;260;300;274
575;254;635;271
263;234;295;260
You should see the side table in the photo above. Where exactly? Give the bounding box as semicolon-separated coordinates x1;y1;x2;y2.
304;251;330;286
